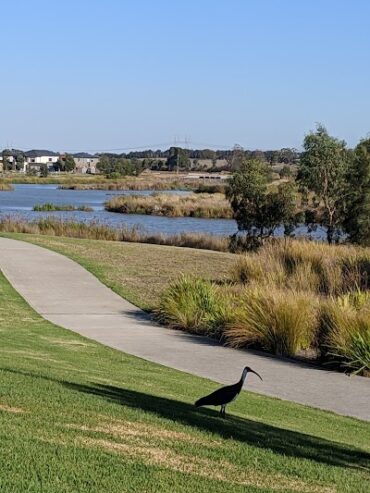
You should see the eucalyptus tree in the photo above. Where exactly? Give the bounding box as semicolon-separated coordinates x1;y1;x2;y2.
298;124;350;244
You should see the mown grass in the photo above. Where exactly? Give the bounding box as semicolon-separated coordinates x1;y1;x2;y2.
33;202;93;212
0;233;235;309
105;192;233;218
0;217;230;252
0;269;369;492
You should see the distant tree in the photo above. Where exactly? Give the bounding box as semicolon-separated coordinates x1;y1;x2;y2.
343;138;370;245
227;144;245;171
279;165;292;178
55;154;75;172
97;155;142;177
279;148;299;164
227;160;297;249
40;163;49;177
297;124;350;244
64;154;76;172
166;147;190;172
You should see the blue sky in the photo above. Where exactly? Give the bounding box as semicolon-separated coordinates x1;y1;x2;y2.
1;0;369;151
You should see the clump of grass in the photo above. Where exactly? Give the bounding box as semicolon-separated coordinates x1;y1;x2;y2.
193;183;227;194
225;288;319;356
156;275;231;338
321;295;370;375
33;203;93;212
105;193;233;219
0;217;230;251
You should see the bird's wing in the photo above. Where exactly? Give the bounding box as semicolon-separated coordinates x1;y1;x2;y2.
195;382;241;407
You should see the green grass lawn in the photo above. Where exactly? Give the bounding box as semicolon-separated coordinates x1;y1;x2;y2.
0;234;370;492
0;269;370;493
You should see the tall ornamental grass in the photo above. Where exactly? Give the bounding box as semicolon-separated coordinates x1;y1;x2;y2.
225;288;318;356
321;293;370;375
155;275;231;338
233;240;370;294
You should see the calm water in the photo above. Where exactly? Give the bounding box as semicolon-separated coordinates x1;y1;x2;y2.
0;184;326;239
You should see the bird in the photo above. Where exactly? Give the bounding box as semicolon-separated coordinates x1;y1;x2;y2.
195;366;262;418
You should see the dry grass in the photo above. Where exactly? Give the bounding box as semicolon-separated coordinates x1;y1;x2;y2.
105;192;233;218
233;240;370;295
0;403;25;413
72;431;334;493
0;182;13;191
0;217;230;252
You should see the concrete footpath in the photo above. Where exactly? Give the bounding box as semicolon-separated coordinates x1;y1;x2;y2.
0;236;369;421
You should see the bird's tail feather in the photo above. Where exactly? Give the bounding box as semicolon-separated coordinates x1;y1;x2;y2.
195;396;208;407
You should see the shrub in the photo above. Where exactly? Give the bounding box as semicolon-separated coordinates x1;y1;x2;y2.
156;275;231;338
226;288;319;356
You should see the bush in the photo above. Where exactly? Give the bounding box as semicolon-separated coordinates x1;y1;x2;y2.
156;275;231;338
225;288;319;356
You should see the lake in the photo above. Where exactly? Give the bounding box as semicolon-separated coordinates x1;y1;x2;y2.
0;184;326;239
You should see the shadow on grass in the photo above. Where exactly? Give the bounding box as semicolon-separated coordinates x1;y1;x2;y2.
64;381;370;472
2;367;369;472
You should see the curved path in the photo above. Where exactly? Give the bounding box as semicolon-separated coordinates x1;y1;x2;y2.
0;236;369;421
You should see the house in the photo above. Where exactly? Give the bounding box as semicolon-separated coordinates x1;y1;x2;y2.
24;150;59;165
72;153;99;174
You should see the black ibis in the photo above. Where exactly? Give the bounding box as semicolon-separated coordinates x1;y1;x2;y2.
195;366;262;418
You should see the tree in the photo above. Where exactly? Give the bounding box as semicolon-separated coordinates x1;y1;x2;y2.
166;147;190;172
97;155;140;177
343;138;370;245
63;154;76;172
297;124;350;244
227;160;297;248
227;144;245;171
55;154;75;172
40;163;48;177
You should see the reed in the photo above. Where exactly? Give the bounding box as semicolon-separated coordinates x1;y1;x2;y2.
0;217;230;251
33;203;93;212
105;193;233;219
0;182;13;191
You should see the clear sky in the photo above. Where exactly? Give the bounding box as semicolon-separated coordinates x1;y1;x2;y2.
1;0;369;152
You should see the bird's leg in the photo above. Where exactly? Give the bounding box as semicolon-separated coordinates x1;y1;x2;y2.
220;404;226;418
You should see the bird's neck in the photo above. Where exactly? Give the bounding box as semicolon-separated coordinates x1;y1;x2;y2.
240;369;248;384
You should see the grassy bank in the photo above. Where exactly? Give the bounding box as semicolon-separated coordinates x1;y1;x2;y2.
0;263;369;492
0;217;230;252
33;203;93;212
59;178;224;192
0;182;13;191
1;172;228;191
105;192;233;218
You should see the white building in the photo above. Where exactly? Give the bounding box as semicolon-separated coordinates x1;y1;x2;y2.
24;150;59;165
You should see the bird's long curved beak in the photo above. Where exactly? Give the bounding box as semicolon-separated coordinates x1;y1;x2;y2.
250;369;263;381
